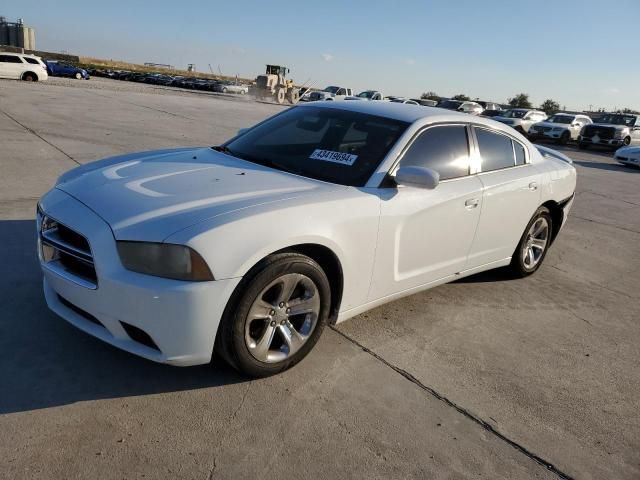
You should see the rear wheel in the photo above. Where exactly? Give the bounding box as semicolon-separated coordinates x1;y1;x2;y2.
509;207;552;277
216;253;331;377
22;72;36;82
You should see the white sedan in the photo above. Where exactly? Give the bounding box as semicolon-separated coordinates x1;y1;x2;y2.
38;102;576;377
614;146;640;167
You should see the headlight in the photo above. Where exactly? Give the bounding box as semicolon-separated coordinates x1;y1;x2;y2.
117;241;214;281
613;129;627;139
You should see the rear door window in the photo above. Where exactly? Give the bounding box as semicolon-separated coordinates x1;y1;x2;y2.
475;128;516;171
0;55;23;63
24;57;40;65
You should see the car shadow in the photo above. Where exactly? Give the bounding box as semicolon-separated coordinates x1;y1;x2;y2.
572;160;640;173
453;267;516;284
0;219;247;415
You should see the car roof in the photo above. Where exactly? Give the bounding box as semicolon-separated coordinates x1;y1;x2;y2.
296;100;519;133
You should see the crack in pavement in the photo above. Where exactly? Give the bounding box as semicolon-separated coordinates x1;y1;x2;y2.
1;109;81;166
84;89;196;120
329;326;576;480
579;190;640;208
570;214;640;235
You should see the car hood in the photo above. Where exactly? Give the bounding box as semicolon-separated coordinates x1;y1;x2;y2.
494;116;520;123
56;147;340;241
615;145;640;157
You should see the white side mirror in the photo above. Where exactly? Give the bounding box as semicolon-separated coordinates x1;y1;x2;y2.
395;166;440;189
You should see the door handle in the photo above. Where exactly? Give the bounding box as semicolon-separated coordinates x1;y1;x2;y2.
529;182;538;191
465;198;479;208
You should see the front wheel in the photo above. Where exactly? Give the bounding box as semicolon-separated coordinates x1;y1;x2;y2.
216;253;331;377
75;72;82;80
623;136;631;146
558;131;571;145
509;207;552;277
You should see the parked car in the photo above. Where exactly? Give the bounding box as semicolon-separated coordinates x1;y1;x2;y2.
578;113;640;149
38;101;576;377
436;99;464;110
0;52;48;81
390;98;419;105
481;109;507;118
477;101;502;111
614;146;640;167
307;86;354;101
346;90;384;101
457;101;484;115
45;60;90;80
216;82;249;94
529;113;593;144
412;98;438;107
493;109;547;134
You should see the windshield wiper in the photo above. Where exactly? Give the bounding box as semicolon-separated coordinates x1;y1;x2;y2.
211;145;235;156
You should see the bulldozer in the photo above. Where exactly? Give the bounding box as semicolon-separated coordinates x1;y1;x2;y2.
253;65;299;104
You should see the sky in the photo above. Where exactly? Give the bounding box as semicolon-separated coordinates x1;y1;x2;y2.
4;0;639;111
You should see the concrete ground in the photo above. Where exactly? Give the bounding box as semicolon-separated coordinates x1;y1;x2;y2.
0;77;638;480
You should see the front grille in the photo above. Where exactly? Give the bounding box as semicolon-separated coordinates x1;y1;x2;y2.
582;125;615;140
39;214;97;288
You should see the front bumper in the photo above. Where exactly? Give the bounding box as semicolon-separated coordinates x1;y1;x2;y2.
38;188;241;366
615;155;640;166
578;135;624;147
530;129;567;140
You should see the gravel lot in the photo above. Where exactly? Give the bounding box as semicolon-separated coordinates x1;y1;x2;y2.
1;77;639;480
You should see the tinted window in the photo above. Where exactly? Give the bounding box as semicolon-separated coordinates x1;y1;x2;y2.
224;106;409;187
399;126;470;180
0;55;23;63
476;129;516;171
24;57;40;65
514;141;526;165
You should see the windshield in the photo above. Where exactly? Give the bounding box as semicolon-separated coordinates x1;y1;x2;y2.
323;86;340;94
502;110;528;118
357;91;375;98
593;114;636;126
546;115;574;124
223;106;409;187
437;100;463;109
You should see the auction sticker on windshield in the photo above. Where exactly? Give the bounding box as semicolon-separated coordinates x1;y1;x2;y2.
310;149;358;166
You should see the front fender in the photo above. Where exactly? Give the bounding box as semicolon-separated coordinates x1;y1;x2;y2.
165;190;381;311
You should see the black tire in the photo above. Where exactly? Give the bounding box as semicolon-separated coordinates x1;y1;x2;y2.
623;137;631;146
509;206;553;278
578;142;589;150
275;88;286;104
558;131;570;145
216;253;331;377
22;72;36;82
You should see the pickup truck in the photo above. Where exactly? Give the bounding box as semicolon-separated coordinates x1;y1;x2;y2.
305;86;354;101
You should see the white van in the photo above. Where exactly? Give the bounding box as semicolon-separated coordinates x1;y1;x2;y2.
0;52;48;81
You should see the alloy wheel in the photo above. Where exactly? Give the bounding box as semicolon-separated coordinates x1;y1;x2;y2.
244;273;320;363
522;217;549;270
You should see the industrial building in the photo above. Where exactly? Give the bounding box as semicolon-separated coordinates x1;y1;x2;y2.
0;16;35;50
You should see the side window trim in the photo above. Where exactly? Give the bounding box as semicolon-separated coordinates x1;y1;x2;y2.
388;122;473;182
470;125;531;173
